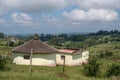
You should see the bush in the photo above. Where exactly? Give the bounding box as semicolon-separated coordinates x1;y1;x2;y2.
83;56;100;77
0;55;7;71
106;62;120;77
9;41;15;46
99;52;105;58
98;51;113;58
105;51;113;58
18;40;24;46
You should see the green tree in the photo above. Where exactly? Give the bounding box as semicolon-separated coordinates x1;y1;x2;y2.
106;62;120;77
9;41;15;46
49;37;65;46
105;51;113;58
33;34;40;39
0;55;7;71
18;40;24;46
83;56;100;77
0;32;4;38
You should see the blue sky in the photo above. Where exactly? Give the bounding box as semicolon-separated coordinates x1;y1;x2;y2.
0;0;120;34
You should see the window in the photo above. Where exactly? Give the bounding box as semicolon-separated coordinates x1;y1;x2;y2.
61;55;65;60
23;55;30;60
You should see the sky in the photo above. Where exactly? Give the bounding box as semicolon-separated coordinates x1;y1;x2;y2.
0;0;120;34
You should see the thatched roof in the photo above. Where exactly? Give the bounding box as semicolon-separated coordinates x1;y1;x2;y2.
12;38;58;54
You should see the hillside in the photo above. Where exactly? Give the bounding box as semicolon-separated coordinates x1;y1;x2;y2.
89;42;120;60
0;40;120;80
0;30;120;80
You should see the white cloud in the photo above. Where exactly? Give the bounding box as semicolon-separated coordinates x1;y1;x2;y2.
0;19;7;24
63;9;118;21
41;15;58;22
0;7;8;16
12;12;32;25
66;0;120;10
0;19;9;26
1;0;66;12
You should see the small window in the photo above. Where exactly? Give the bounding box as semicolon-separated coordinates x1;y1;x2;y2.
23;55;30;60
61;55;65;60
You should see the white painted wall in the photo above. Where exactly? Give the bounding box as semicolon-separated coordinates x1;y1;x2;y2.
13;57;56;66
13;53;56;66
13;51;89;66
82;51;89;59
56;51;89;66
56;54;73;66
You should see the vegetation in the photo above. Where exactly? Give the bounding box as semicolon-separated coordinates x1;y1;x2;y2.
0;30;119;80
0;32;5;38
83;56;100;77
106;62;120;77
0;63;120;80
0;55;7;71
48;37;65;46
98;51;113;58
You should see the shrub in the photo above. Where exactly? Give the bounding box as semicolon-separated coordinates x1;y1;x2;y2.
99;52;105;58
105;51;113;58
9;41;15;46
0;55;7;71
98;51;113;59
106;62;120;77
83;56;100;77
18;40;24;46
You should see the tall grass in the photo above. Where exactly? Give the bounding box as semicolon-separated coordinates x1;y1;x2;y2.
0;41;120;80
0;63;119;80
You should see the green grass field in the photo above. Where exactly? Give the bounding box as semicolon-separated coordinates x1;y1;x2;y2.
89;42;120;60
0;63;119;80
0;41;120;80
0;46;12;55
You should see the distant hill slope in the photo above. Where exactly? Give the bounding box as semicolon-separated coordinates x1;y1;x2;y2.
89;42;120;60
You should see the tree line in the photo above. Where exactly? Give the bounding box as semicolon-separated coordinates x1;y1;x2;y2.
0;30;120;48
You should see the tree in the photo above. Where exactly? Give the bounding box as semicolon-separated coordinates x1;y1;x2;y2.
98;51;113;59
18;40;24;46
105;51;113;58
9;41;15;46
33;34;40;39
0;55;7;71
0;32;4;38
40;33;45;41
106;62;120;77
58;33;69;41
83;56;100;77
49;37;65;46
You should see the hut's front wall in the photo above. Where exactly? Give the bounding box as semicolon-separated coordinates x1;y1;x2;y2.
72;51;89;65
56;53;83;66
72;53;83;66
13;53;56;66
56;53;73;66
82;51;89;59
56;51;89;66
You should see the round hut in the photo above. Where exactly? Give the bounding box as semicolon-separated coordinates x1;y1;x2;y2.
12;38;58;66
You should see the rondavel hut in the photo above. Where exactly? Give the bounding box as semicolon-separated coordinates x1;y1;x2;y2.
12;38;89;66
12;38;58;66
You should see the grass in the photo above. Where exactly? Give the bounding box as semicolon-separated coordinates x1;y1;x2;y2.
88;42;120;60
0;46;12;55
0;39;7;46
0;63;120;80
0;40;120;80
0;39;13;55
89;42;120;53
